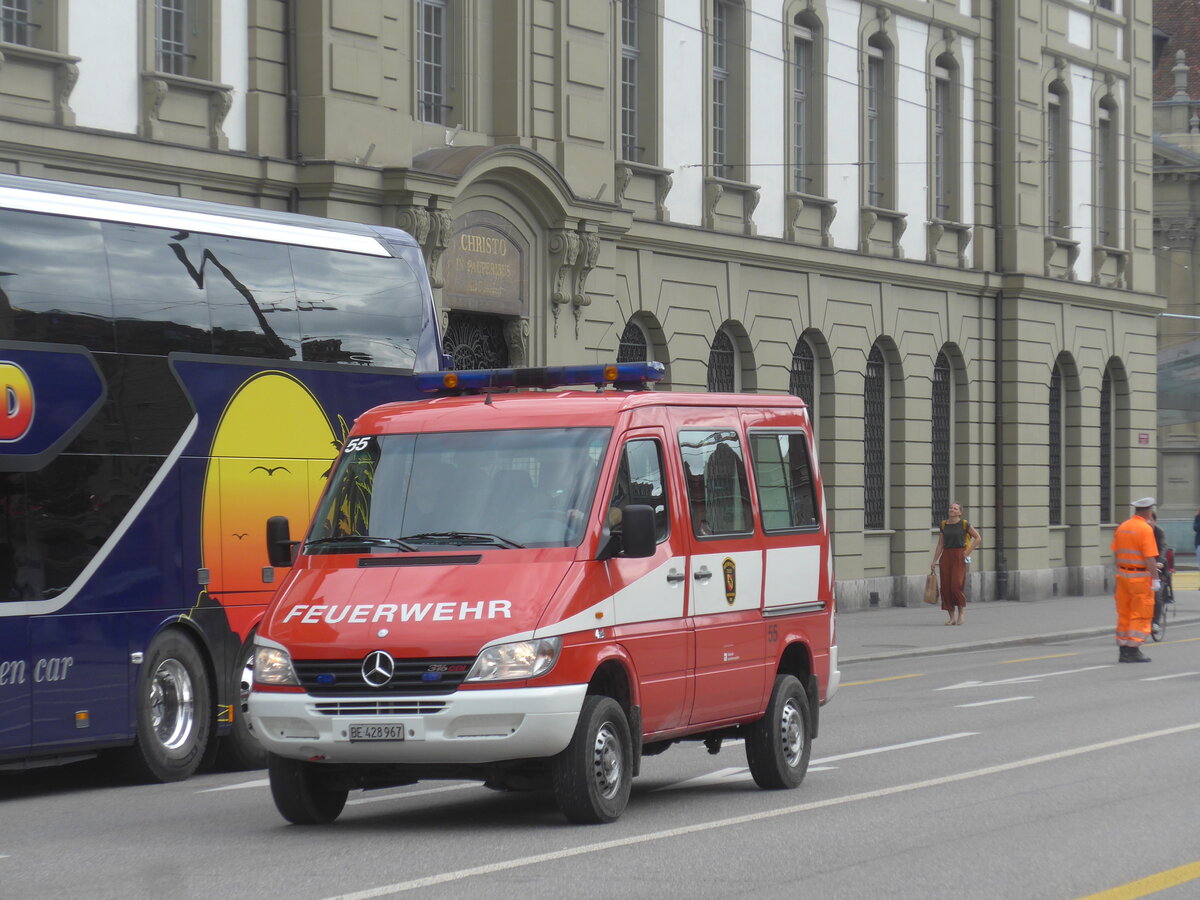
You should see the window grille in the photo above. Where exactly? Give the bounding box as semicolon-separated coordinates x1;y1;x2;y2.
441;312;509;370
711;1;730;178
418;0;450;125
707;330;735;392
620;0;640;161
789;338;814;408
932;352;950;525
793;31;812;192
1049;364;1063;526
1099;369;1112;523
617;319;648;363
864;344;885;530
156;0;191;76
1;0;32;45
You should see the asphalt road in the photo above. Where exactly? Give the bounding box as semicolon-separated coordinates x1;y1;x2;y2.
2;624;1198;900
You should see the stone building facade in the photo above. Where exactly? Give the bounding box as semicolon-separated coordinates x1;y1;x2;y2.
0;0;1160;604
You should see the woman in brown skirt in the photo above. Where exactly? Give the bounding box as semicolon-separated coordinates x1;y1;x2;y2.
931;502;982;625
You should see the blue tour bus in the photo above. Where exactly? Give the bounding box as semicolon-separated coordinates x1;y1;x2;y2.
0;174;445;780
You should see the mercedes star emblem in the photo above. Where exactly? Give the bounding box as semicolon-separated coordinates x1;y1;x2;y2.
361;650;395;688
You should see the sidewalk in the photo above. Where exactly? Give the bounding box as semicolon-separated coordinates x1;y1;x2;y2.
838;588;1200;664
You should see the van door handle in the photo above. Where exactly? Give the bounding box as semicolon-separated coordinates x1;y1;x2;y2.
693;566;713;582
666;569;686;584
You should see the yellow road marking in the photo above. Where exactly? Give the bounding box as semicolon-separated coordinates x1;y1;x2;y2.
841;673;925;687
1076;860;1200;900
1162;636;1200;645
1001;652;1079;664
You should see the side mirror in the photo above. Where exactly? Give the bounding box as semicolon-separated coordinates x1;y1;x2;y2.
599;504;656;560
266;516;298;567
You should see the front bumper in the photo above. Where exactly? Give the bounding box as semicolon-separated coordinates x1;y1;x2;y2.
248;683;588;765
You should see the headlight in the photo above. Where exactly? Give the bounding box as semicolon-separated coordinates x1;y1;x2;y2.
254;645;300;686
466;637;562;682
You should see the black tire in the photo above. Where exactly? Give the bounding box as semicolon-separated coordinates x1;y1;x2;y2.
1151;597;1166;642
551;695;633;824
267;754;349;825
216;640;267;771
745;674;811;790
120;630;213;783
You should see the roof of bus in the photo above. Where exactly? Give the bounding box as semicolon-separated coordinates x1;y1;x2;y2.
357;389;810;434
0;172;418;255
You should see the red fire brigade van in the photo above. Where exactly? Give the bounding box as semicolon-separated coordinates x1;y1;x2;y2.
249;362;839;824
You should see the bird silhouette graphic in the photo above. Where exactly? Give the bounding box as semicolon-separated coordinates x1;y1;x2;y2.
250;465;291;476
231;533;248;540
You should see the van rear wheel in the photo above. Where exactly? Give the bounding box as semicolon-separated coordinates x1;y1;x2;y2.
551;695;632;824
745;674;811;790
268;754;348;825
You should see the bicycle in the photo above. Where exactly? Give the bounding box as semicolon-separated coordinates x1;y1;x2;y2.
1150;548;1175;642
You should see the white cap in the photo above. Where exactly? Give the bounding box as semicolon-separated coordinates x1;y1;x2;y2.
1131;497;1156;509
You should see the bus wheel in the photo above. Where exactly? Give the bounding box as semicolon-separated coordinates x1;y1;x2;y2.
122;630;213;783
551;695;632;824
216;641;267;771
268;754;348;825
745;674;811;790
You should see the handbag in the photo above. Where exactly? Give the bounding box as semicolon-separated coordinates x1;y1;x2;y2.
923;571;940;605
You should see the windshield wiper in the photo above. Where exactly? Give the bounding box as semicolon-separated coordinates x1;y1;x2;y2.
396;531;525;549
304;536;418;552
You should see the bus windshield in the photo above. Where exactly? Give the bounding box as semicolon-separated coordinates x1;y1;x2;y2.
310;428;611;550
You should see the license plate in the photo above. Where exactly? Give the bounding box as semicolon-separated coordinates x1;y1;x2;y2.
347;723;406;742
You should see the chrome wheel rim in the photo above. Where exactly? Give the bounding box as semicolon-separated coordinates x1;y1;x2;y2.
780;698;804;768
238;652;255;735
591;722;623;799
149;658;195;751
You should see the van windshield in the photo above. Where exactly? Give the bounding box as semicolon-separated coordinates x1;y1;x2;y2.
307;427;611;551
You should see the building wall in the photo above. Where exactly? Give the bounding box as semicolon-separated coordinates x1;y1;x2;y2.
0;0;1163;601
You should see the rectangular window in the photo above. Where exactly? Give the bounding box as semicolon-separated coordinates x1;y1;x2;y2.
934;71;949;219
609;439;669;542
866;51;883;206
712;1;730;178
679;429;753;537
751;433;819;531
620;0;640;161
1;0;32;45
418;0;449;124
156;0;190;76
793;31;812;192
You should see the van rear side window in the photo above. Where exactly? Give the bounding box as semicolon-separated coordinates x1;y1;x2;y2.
750;432;820;531
678;429;753;537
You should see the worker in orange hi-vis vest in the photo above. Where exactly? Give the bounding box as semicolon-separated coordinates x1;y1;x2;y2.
1111;497;1161;663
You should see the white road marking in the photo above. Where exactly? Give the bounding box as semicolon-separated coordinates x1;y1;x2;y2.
347;784;476;806
197;778;268;793
937;665;1111;691
321;721;1200;900
1141;672;1199;682
811;732;978;765
956;696;1034;708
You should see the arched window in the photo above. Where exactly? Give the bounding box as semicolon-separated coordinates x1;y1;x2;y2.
617;318;649;363
932;351;951;524
790;12;824;195
864;34;895;208
789;337;814;408
864;343;886;529
1099;366;1113;523
707;329;736;392
1049;362;1063;526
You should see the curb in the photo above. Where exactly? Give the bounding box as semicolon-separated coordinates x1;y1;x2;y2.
841;615;1200;665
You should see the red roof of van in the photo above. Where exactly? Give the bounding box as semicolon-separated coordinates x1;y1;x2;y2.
355;389;809;434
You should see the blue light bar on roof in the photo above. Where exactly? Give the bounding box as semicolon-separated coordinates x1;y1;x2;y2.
417;361;665;393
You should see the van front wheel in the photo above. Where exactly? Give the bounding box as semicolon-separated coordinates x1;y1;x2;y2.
551;695;633;824
268;754;348;825
745;674;811;790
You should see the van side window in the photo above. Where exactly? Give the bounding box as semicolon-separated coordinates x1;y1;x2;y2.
608;440;669;541
678;430;753;537
750;432;820;531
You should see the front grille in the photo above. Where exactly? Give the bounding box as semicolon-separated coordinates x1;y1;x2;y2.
294;657;475;695
312;700;448;716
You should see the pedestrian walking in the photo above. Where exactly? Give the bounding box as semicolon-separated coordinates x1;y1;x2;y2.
1111;497;1159;663
931;502;981;626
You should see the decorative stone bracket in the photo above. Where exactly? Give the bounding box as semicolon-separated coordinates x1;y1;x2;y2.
140;71;233;150
549;223;600;338
1092;245;1128;289
1043;233;1080;280
614;161;674;222
703;176;760;235
860;206;907;258
396;204;452;288
926;219;972;268
0;44;80;126
785;192;837;247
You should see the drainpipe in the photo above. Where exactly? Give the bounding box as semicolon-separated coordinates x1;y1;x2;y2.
284;0;301;212
992;10;1009;601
